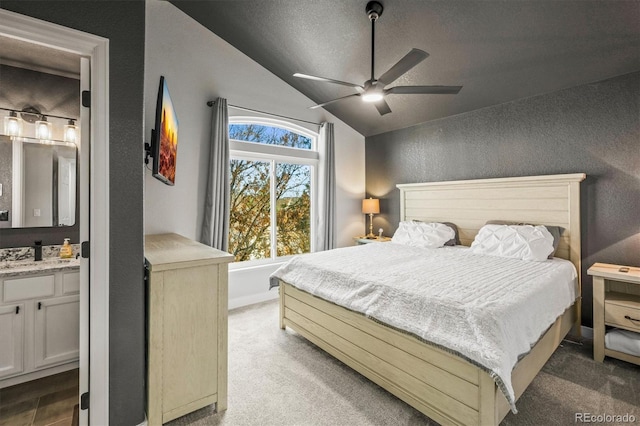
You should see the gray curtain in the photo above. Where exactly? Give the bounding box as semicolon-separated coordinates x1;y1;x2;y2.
318;122;336;251
200;98;230;251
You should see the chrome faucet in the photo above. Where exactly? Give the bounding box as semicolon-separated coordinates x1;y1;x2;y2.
33;240;43;261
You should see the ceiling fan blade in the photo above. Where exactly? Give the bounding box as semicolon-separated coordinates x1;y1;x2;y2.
374;99;392;116
294;73;364;92
377;48;429;86
386;85;462;95
309;93;361;109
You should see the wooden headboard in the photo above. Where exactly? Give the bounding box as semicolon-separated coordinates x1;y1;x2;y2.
397;173;586;283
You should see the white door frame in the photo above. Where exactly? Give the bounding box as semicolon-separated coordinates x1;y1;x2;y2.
0;9;110;425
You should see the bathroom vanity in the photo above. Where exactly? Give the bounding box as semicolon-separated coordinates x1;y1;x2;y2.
0;253;80;388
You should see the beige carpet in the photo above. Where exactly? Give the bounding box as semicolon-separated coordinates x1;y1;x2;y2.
168;300;640;426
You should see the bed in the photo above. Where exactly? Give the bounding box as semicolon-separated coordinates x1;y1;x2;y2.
273;173;585;425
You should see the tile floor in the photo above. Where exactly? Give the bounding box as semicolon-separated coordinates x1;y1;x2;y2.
0;369;78;426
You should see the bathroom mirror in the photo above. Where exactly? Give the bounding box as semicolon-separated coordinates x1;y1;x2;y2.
0;134;77;229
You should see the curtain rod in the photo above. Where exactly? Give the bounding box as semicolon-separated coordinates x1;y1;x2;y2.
206;101;322;127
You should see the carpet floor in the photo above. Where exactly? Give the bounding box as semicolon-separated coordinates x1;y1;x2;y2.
168;300;640;426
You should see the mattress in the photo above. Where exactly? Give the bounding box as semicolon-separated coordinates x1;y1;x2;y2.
270;243;578;412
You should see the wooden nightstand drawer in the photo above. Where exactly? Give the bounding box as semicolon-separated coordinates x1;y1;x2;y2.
605;296;640;332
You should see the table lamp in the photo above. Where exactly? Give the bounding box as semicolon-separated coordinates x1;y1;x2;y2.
362;197;380;238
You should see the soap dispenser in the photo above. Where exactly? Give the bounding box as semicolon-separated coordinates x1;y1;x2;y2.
59;238;73;259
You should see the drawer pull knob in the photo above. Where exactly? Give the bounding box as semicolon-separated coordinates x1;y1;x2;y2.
624;315;640;324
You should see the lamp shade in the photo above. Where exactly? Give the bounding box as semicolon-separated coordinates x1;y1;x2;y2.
362;198;380;214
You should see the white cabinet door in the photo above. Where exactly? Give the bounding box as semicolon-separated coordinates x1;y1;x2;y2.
34;295;79;369
0;304;24;379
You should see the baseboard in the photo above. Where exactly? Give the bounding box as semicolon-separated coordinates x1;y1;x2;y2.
137;413;148;426
581;326;593;340
0;361;79;389
229;290;278;310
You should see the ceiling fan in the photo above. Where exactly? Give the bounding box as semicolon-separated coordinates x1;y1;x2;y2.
294;1;462;116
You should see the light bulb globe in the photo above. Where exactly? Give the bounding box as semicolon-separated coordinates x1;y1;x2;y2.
362;92;384;103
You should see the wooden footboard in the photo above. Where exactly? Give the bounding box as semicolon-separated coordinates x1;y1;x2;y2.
279;282;576;426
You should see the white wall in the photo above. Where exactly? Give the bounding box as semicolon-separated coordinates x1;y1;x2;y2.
144;0;365;308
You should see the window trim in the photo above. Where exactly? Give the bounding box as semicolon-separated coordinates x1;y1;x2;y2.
229;116;317;151
228;117;319;267
230;140;319;161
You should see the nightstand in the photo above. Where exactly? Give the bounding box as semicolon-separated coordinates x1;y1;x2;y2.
587;263;640;365
353;236;392;245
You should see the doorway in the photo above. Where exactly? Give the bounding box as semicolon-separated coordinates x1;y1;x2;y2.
0;9;110;425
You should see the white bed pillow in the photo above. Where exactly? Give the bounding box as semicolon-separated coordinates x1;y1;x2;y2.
391;221;455;248
470;224;554;261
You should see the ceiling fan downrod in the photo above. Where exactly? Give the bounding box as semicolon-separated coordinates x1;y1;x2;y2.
366;1;383;82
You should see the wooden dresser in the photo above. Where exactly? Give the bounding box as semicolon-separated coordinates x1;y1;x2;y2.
145;233;233;425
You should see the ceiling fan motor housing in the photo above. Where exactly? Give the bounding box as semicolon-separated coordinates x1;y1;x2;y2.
364;80;382;90
366;1;383;21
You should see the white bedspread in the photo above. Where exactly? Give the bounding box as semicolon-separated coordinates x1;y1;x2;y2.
270;243;578;412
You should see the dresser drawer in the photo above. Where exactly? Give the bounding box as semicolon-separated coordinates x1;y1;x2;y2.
605;301;640;332
3;275;55;302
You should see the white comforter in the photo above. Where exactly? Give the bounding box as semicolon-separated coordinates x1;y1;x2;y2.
270;243;578;412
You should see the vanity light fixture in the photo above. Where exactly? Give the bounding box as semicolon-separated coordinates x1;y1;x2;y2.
3;110;23;136
1;107;79;144
64;119;79;144
35;116;52;141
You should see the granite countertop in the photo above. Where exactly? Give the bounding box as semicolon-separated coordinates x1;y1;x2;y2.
0;257;81;278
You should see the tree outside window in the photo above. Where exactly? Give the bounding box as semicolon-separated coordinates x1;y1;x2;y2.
229;123;315;262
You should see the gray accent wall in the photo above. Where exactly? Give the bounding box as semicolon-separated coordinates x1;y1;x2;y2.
366;71;640;328
1;2;146;424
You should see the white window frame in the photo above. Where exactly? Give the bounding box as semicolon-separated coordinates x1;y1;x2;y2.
229;117;318;269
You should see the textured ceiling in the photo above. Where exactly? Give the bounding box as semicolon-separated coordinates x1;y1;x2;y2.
172;0;640;136
0;35;80;120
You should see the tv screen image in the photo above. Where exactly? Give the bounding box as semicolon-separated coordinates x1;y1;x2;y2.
153;76;178;185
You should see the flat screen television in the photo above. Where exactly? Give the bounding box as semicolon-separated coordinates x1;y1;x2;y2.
150;76;178;185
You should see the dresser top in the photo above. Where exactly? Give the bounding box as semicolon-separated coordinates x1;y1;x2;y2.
145;233;233;271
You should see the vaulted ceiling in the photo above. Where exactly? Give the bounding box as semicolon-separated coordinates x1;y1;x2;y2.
173;0;639;136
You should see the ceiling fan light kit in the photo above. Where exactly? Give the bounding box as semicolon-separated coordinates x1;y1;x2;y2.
361;80;383;102
362;92;384;103
294;1;462;116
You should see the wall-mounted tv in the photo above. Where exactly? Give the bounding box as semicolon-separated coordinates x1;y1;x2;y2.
150;76;178;185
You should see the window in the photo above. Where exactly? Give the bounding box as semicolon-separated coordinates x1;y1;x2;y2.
229;118;318;264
